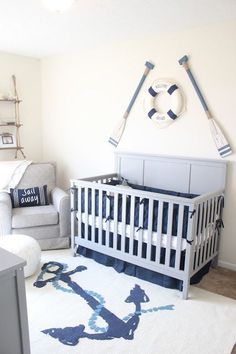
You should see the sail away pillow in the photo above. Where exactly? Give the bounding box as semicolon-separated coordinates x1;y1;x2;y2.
10;185;49;208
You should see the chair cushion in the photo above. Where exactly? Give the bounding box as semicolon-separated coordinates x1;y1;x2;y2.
10;185;48;208
12;204;58;229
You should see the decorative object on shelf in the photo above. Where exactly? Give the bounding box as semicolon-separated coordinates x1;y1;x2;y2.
179;55;232;158
0;118;17;125
144;80;184;128
0;132;16;148
0;75;25;158
108;61;155;148
0;92;16;100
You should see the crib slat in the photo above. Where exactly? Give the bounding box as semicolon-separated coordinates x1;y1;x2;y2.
91;188;96;243
192;203;199;270
98;189;103;245
213;196;221;255
210;197;217;256
137;200;144;259
146;198;154;262
197;202;204;266
165;202;174;267
191;203;199;273
70;187;75;252
77;187;82;240
105;191;111;247
155;200;163;265
175;204;184;271
212;196;218;256
129;195;135;256
199;201;207;265
84;187;89;240
121;194;127;253
203;200;209;263
195;203;203;268
207;197;214;259
206;198;212;260
113;193;118;250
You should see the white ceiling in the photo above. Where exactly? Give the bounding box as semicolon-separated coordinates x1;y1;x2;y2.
0;0;236;58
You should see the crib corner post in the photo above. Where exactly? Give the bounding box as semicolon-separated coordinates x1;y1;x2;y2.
72;244;77;257
211;254;219;268
182;278;190;299
182;202;198;300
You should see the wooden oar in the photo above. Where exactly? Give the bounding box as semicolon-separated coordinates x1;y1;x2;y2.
179;55;232;158
108;61;154;147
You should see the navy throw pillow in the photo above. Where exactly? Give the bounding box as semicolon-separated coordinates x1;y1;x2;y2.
10;185;49;208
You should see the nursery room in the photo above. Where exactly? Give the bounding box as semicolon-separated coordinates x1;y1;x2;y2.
0;0;236;353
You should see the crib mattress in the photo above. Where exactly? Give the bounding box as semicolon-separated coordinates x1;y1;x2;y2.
80;213;190;251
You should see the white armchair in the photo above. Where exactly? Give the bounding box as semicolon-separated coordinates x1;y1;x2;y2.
0;162;70;250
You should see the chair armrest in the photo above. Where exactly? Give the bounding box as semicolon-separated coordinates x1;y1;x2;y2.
0;192;12;235
51;187;70;237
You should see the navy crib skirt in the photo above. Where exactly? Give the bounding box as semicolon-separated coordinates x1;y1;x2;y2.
77;226;211;291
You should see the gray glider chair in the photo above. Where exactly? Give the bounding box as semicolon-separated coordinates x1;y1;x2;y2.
0;162;70;250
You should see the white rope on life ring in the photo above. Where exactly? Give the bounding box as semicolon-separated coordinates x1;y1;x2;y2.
144;80;184;128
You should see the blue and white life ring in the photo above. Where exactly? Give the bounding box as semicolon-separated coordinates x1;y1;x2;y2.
144;80;184;128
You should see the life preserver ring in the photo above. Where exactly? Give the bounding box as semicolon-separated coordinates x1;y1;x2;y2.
144;80;184;128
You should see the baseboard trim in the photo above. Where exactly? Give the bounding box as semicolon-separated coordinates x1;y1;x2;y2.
218;260;236;271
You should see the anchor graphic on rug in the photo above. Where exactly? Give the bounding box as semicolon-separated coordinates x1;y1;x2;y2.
34;261;175;346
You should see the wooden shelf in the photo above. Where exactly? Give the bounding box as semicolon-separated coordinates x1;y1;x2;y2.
0;99;22;103
0;123;22;127
0;146;24;150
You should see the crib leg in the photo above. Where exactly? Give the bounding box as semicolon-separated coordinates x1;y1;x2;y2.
72;244;78;257
211;254;219;268
182;279;189;300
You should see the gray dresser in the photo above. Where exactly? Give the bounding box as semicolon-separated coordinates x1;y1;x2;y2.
0;247;30;354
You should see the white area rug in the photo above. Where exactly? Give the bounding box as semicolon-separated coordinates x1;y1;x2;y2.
25;249;236;354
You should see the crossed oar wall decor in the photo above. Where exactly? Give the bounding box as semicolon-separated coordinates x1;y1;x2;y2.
108;57;232;158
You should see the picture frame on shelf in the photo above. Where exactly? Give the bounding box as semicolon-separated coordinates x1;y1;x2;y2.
0;133;16;148
3;135;13;144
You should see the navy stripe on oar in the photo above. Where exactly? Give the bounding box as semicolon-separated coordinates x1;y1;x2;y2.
218;144;231;157
108;137;118;147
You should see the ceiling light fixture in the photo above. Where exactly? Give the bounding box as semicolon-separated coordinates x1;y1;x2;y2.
42;0;75;12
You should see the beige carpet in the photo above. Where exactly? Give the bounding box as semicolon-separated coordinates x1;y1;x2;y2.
195;266;236;354
232;343;236;354
196;266;236;300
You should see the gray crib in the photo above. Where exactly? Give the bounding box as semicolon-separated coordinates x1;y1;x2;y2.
70;152;227;299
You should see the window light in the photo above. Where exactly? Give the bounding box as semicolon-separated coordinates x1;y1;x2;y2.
42;0;75;12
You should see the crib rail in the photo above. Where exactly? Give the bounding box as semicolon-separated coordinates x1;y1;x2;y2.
79;173;119;183
190;192;224;276
70;176;224;298
72;178;192;276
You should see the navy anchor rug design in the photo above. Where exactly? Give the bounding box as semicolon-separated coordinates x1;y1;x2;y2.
34;261;175;347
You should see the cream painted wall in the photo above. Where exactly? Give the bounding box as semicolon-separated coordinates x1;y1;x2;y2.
41;21;236;268
0;52;42;161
